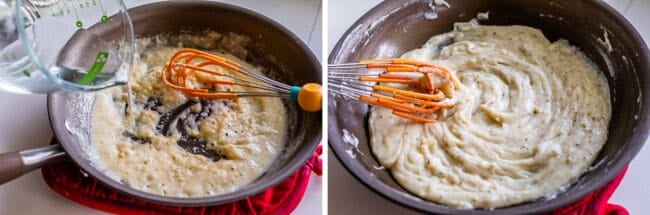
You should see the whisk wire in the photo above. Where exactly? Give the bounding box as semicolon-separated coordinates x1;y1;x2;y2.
162;48;322;112
220;73;290;94
163;49;291;96
328;59;459;123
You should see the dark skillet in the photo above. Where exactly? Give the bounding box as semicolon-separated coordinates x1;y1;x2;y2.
0;1;321;206
329;0;649;214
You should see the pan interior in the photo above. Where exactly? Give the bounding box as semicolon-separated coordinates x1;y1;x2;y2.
49;1;321;206
329;0;649;214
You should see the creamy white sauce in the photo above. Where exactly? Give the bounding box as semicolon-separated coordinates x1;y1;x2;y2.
597;26;614;53
476;12;489;20
90;33;288;197
342;129;361;158
425;0;451;20
373;165;386;170
369;22;611;209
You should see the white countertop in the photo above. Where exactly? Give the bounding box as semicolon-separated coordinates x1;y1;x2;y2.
327;0;650;214
0;0;322;214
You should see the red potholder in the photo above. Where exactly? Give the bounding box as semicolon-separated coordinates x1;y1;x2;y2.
42;139;629;215
549;166;629;215
41;144;322;215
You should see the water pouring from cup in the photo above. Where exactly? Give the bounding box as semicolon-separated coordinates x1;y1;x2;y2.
0;0;134;94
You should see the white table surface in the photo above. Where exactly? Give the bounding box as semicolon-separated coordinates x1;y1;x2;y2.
328;0;650;214
0;0;322;214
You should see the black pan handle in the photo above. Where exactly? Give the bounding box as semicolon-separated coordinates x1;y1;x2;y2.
0;144;66;185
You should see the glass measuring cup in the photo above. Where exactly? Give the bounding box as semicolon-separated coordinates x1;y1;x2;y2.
0;0;134;94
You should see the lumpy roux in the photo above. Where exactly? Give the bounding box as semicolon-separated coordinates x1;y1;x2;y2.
90;34;287;197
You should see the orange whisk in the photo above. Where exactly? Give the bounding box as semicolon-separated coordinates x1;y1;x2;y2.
162;48;322;112
328;58;460;123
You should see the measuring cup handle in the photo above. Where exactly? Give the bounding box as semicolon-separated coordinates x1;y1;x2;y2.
0;144;65;185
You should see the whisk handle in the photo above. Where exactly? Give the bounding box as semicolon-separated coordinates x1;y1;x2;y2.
290;86;302;102
290;83;322;112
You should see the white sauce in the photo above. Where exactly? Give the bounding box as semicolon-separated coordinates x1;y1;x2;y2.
477;12;489;20
424;0;451;20
369;22;611;209
89;33;288;197
596;26;614;53
342;129;362;158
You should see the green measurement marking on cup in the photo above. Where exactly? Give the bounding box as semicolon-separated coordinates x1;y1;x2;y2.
1;54;17;62
76;51;109;85
67;0;81;27
61;0;70;15
54;0;64;16
48;0;108;27
48;4;55;17
1;54;19;66
77;0;84;9
97;0;108;23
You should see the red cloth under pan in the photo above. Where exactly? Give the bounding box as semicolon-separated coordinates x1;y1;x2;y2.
42;141;627;215
549;166;628;215
41;145;322;215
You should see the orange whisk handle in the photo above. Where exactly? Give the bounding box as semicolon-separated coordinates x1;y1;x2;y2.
291;83;322;112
